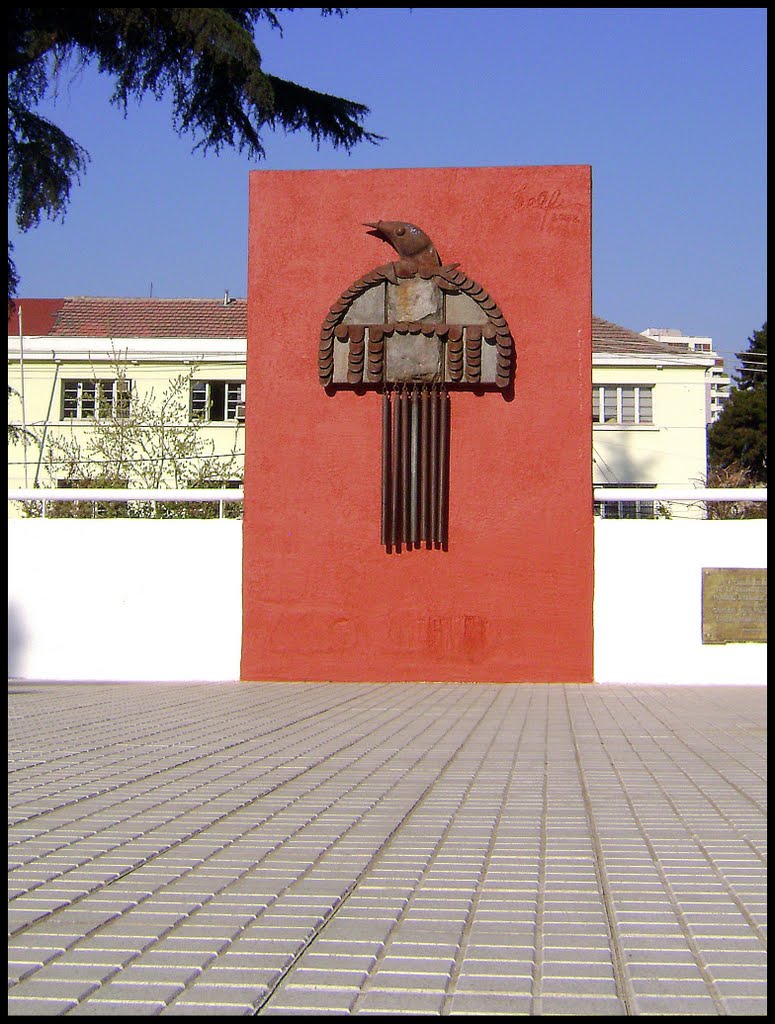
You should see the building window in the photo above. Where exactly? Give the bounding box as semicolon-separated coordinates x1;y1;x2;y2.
592;385;653;425
191;381;245;422
61;379;131;419
594;485;657;519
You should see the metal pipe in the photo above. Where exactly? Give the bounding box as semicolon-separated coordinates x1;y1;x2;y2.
381;389;391;547
410;388;420;545
18;305;29;487
34;359;61;488
438;385;450;544
438;389;450;546
420;388;430;543
391;386;402;549
429;387;439;546
401;388;411;544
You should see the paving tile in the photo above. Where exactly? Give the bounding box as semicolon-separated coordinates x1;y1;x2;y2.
82;980;187;1004
196;964;284;986
446;992;533;1014
630;993;719;1014
8;962;47;985
540;975;619;996
355;989;447;1013
8;996;80;1015
720;997;768;1015
263;985;360;1011
161;983;268;1004
454;973;533;994
713;978;768;998
285;966;369;987
67;999;169;1015
8;976;101;1002
538;994;627;1014
162;1002;257;1015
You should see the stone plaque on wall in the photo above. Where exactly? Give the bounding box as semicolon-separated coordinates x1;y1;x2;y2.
701;568;767;644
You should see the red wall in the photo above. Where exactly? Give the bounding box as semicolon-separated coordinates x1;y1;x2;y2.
242;165;593;683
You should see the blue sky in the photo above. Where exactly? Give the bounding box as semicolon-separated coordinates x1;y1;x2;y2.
8;8;766;366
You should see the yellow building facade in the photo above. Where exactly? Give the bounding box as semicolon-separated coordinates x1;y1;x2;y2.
8;298;247;498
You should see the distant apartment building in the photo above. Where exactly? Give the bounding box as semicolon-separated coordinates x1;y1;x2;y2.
9;299;717;519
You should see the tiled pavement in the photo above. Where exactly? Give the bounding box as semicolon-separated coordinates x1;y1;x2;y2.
8;682;766;1016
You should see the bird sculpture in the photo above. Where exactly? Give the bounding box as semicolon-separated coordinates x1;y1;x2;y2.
319;220;515;552
363;220;458;282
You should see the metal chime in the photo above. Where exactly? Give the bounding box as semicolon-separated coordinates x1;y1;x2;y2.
381;385;450;551
319;221;513;553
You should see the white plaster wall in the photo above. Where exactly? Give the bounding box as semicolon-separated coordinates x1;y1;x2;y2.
8;519;243;682
594;519;767;685
8;517;766;685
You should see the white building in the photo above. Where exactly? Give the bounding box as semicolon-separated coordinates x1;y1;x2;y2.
593;317;716;518
641;326;731;423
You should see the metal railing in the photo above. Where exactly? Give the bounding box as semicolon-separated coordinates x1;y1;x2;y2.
593;487;767;521
592;488;767;503
8;488;245;519
8;487;767;519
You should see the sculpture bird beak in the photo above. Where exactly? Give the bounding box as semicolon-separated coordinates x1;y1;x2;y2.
363;221;383;238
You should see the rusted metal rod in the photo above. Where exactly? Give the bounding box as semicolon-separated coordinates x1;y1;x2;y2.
381;389;391;548
438;389;450;546
391;387;402;549
420;388;430;543
410;387;420;545
401;387;411;544
429;386;439;546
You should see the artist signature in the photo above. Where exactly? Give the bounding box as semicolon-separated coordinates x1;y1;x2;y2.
513;186;563;212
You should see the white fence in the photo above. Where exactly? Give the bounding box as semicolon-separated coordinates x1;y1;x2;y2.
7;490;767;685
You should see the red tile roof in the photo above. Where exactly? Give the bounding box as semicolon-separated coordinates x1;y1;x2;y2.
592;315;690;354
9;297;247;339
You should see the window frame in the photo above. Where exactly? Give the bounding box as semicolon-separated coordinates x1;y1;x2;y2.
592;384;654;426
190;380;246;423
61;379;132;420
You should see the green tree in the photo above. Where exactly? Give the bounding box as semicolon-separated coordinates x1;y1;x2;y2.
707;323;767;486
8;8;381;297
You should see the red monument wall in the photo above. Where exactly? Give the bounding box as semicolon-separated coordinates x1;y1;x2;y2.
242;165;593;683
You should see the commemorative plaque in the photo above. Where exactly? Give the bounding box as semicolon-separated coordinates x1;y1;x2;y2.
701;568;767;644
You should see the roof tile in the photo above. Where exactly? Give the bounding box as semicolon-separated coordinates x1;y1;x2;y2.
592;315;691;354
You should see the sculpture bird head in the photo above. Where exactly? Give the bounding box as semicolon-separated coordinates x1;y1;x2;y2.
364;220;441;271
